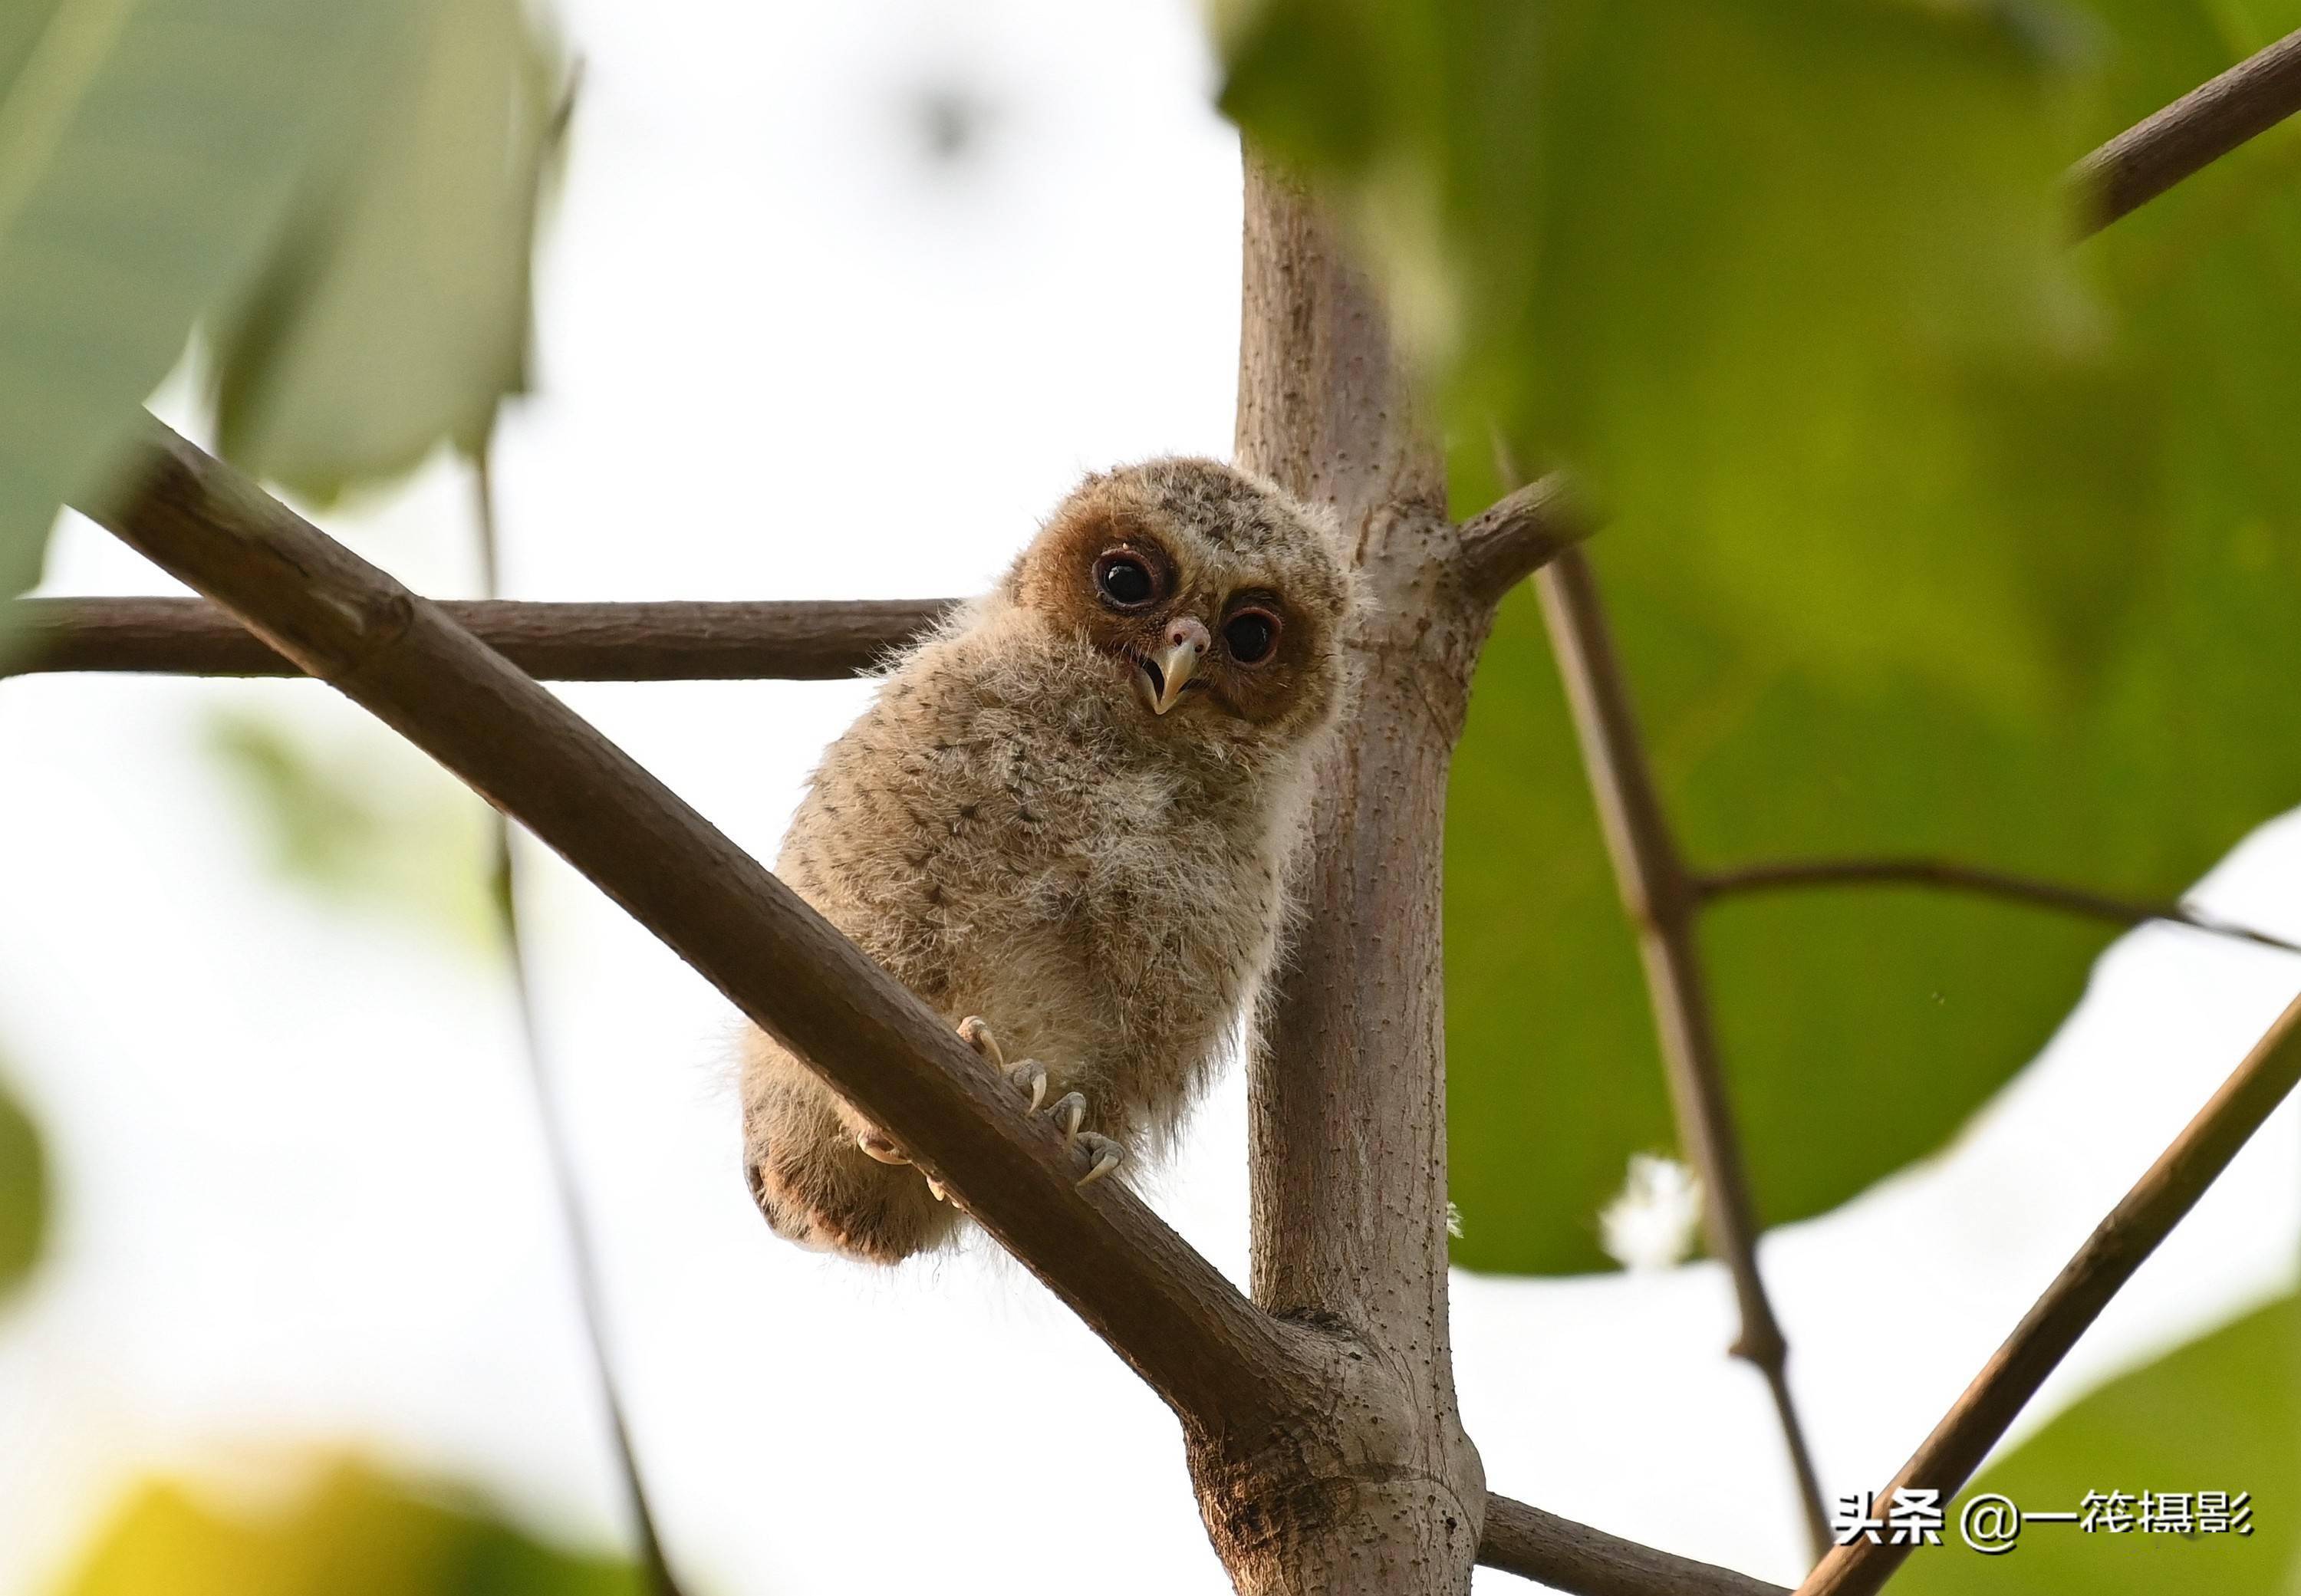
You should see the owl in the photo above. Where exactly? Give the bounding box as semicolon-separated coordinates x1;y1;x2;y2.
740;457;1361;1264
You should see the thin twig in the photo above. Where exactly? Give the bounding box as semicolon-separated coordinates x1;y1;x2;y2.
471;451;683;1596
1480;1492;1789;1596
1535;545;1830;1562
1797;987;2301;1596
0;594;948;680
2075;26;2301;235
1697;857;2301;956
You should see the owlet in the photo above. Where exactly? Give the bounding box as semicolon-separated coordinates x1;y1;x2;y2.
742;458;1359;1263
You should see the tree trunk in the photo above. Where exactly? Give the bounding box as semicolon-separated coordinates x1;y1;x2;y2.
1185;154;1487;1596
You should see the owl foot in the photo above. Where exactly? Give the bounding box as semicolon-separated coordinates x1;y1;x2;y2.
857;1129;952;1201
1041;1091;1125;1187
853;1018;1058;1203
857;1025;1120;1195
959;1015;1049;1111
856;1131;909;1165
1073;1131;1124;1187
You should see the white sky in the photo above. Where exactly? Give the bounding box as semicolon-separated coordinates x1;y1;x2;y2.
3;2;2298;1592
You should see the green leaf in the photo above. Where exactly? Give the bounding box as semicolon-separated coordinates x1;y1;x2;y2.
0;0;424;604
205;708;496;950
1894;1293;2298;1594
212;0;565;502
60;1457;644;1596
1222;0;2100;706
0;1059;48;1298
1220;2;2301;1272
1445;561;2126;1274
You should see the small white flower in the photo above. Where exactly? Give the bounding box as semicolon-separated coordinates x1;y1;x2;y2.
1445;1200;1465;1240
1599;1154;1703;1272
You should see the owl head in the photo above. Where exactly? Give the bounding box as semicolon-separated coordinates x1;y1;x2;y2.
1004;458;1361;752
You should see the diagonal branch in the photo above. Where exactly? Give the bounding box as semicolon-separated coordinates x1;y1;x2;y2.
86;418;1750;1596
1797;987;2301;1596
2074;25;2301;235
2;594;948;680
1481;1495;1789;1596
1536;545;1831;1563
1697;856;2301;957
85;416;1318;1440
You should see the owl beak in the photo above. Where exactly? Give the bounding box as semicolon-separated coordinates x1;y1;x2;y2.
1140;617;1211;716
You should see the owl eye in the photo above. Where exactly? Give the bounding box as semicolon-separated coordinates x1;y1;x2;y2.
1095;551;1158;609
1223;607;1282;665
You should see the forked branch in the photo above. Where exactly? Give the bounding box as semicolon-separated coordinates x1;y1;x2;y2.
1798;987;2301;1596
1536;545;1830;1561
86;419;1756;1596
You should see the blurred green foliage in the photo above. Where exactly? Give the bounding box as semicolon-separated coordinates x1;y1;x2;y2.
1898;1293;2298;1594
212;0;567;502
205;709;497;950
58;1459;644;1596
1222;0;2301;1272
0;1058;47;1298
0;0;425;610
0;0;561;642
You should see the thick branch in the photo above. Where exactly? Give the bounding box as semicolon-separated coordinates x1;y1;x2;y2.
87;418;1747;1596
83;418;1319;1440
1697;857;2301;956
2;594;947;680
1536;546;1830;1561
1798;987;2301;1596
1219;156;1485;1594
1481;1495;1789;1596
2075;25;2301;235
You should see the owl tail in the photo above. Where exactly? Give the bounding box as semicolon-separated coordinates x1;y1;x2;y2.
740;1029;960;1265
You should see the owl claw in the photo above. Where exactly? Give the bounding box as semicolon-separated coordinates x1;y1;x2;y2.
956;1022;1112;1190
1074;1131;1124;1188
1044;1091;1087;1145
959;1017;1047;1111
957;1015;1002;1067
1006;1059;1049;1112
857;1130;910;1166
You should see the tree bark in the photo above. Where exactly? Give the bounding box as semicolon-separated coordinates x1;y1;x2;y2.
1186;155;1489;1595
2;595;946;680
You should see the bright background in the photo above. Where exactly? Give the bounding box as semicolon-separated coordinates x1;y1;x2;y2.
2;1;2298;1590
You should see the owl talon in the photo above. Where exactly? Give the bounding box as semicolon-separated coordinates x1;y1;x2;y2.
1006;1059;1049;1112
857;1130;910;1166
1044;1091;1087;1146
1075;1132;1124;1188
958;1015;1002;1067
925;1173;948;1202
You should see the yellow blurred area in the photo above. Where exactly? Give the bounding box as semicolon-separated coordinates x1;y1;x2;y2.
54;1459;641;1596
